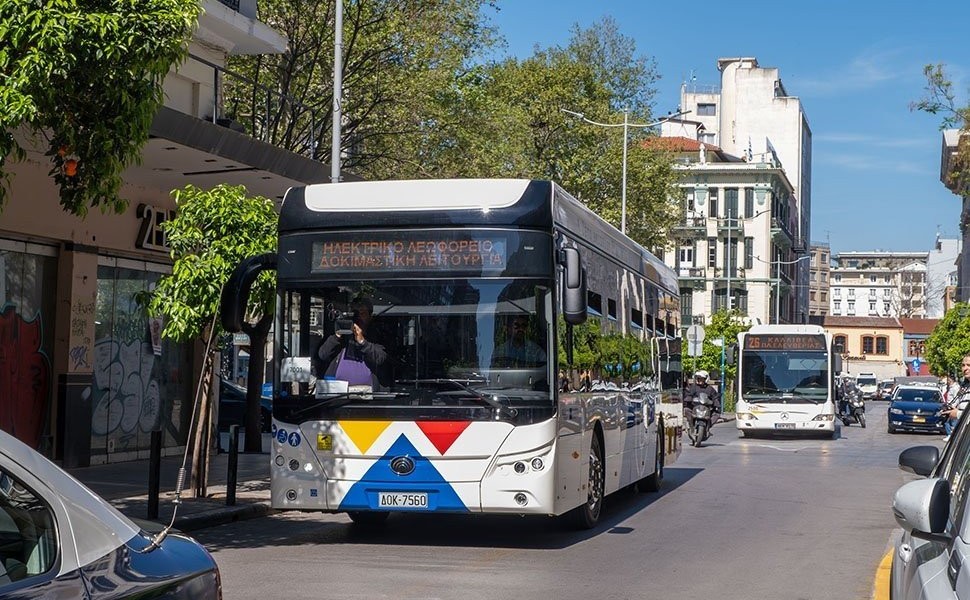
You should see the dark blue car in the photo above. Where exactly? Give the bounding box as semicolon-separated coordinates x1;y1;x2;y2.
0;429;221;599
887;385;945;434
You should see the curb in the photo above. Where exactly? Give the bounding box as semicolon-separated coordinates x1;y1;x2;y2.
174;502;276;532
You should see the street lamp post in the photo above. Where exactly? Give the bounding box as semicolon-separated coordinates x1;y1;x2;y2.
561;107;689;234
755;254;811;323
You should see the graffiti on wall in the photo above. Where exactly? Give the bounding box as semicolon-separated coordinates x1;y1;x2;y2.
0;305;51;448
89;338;162;447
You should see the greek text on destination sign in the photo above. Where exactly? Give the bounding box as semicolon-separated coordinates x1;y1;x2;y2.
311;238;507;272
744;334;826;351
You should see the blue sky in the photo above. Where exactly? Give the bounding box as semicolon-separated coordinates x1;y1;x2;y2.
485;1;969;257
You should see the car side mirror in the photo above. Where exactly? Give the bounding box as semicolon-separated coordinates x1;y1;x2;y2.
898;445;940;478
893;477;951;542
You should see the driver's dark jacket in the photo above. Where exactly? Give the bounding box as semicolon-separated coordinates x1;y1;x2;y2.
685;383;720;409
317;330;391;388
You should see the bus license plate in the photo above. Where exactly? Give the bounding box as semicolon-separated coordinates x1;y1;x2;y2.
378;492;428;509
912;416;925;423
774;423;796;429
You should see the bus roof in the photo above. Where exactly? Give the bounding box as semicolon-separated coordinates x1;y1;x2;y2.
279;179;679;294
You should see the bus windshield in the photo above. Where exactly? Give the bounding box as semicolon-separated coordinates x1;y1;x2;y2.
277;278;554;410
741;350;829;403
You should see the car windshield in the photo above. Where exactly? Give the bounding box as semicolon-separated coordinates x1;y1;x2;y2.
893;388;941;403
857;377;877;386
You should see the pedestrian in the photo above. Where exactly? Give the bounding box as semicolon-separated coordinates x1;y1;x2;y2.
941;355;970;442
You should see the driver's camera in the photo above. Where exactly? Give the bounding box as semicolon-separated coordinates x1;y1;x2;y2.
335;311;356;336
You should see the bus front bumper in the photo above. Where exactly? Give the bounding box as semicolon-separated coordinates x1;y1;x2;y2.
735;413;836;433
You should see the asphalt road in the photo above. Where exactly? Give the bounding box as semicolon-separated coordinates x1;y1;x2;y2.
194;406;940;600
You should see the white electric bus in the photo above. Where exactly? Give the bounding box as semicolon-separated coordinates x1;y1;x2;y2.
222;179;683;528
735;324;840;438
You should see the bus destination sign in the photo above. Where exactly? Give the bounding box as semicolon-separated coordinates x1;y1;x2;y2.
744;334;826;351
312;237;507;272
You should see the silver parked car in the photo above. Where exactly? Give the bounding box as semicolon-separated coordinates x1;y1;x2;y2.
891;407;970;599
0;428;222;599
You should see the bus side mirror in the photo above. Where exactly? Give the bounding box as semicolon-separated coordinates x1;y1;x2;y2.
726;344;736;365
833;354;843;374
562;247;587;325
221;253;277;333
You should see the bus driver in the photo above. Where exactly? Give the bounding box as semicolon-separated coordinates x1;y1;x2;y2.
317;296;391;388
492;316;546;368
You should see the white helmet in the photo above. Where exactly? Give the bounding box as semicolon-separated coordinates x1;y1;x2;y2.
695;370;709;382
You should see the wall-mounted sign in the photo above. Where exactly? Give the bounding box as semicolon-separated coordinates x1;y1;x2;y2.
136;204;176;252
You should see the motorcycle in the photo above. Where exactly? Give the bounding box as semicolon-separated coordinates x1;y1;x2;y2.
686;391;719;447
839;388;866;428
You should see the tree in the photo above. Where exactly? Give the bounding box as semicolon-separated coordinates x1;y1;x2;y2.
912;63;969;194
689;310;751;408
0;0;200;215
226;9;680;248
223;0;497;169
925;303;970;377
148;185;278;455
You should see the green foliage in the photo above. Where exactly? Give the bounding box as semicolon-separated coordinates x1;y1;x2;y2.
925;303;970;377
148;184;278;342
912;63;969;195
687;310;751;387
227;7;679;248
0;0;200;216
557;317;652;379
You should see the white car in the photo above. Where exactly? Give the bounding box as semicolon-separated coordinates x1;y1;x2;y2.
891;407;970;599
0;428;222;598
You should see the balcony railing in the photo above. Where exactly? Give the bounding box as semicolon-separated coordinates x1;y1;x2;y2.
717;217;744;236
188;53;327;162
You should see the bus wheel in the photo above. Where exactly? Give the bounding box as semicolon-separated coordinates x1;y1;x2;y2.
637;430;664;493
347;511;390;528
568;433;604;529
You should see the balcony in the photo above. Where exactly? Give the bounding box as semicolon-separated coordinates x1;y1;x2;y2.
678;267;708;290
717;217;744;237
770;216;793;246
672;216;707;239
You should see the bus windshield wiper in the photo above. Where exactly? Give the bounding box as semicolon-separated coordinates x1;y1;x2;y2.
398;378;518;418
294;391;401;416
743;386;780;396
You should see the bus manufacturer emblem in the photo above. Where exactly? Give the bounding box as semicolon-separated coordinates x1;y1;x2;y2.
390;456;416;476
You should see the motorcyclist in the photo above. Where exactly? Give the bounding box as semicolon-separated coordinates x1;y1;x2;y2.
685;370;721;413
838;378;858;418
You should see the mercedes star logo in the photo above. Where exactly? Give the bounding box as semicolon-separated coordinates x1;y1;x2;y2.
390;455;416;476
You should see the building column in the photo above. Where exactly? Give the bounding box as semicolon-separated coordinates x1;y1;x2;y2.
52;244;98;468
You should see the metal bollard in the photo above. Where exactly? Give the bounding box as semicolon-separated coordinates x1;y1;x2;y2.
227;424;239;506
148;430;162;519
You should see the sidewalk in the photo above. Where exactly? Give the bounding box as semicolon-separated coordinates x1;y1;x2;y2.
67;433;275;533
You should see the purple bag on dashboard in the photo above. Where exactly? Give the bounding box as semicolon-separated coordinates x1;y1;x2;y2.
334;348;372;385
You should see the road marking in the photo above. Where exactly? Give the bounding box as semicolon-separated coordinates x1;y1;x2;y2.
745;444;812;452
873;549;891;600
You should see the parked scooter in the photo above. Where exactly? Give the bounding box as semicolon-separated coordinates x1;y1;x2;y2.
839;387;866;428
686;391;720;447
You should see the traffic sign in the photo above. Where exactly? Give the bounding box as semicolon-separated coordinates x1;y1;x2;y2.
686;324;706;343
687;340;703;357
913;357;921;372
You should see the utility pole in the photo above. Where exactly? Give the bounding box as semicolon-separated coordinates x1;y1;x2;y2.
330;0;343;183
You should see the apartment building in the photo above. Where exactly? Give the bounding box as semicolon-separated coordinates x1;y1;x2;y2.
829;252;929;319
650;136;799;326
0;1;331;467
668;58;813;322
809;242;831;316
926;235;961;317
941;129;969;301
659;57;811;325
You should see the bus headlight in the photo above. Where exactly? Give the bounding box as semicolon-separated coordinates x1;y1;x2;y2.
736;412;758;421
812;414;835;421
